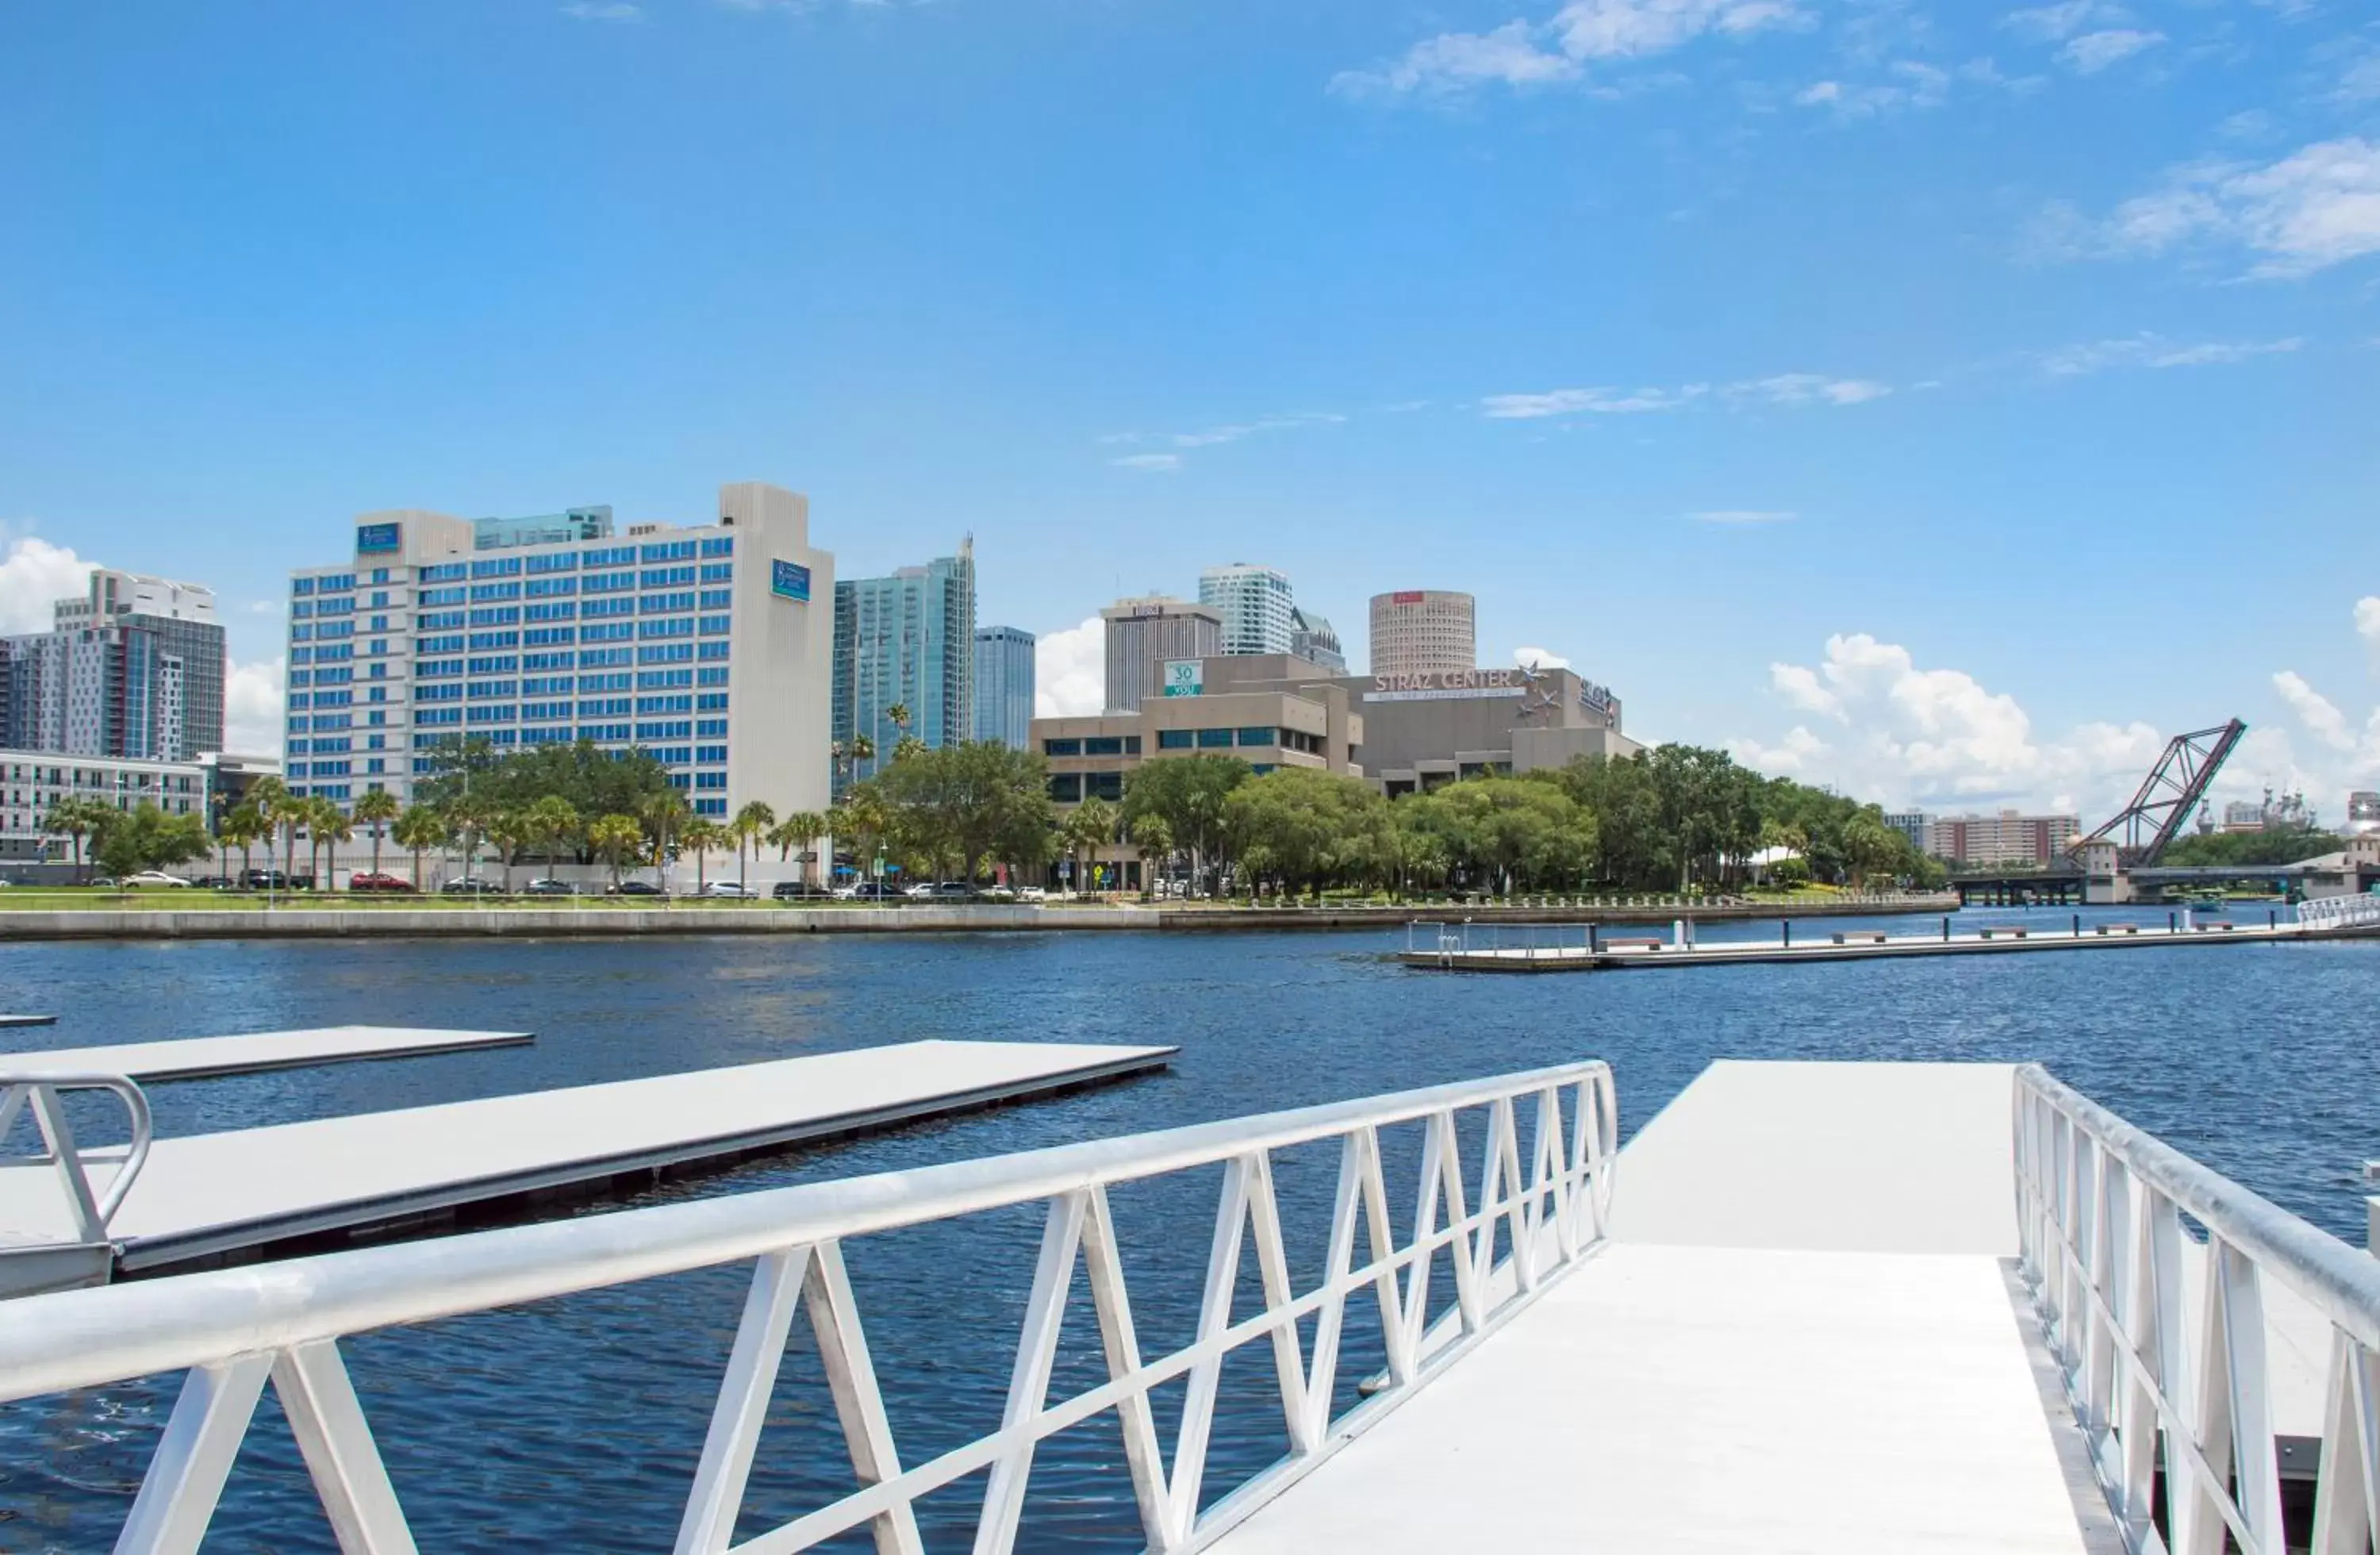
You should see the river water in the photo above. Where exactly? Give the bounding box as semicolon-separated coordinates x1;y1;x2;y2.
2;906;2372;1551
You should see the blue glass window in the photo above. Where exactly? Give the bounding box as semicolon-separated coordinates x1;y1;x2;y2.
1157;730;1195;750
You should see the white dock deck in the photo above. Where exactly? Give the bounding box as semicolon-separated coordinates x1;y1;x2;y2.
0;1024;533;1081
1215;1062;2113;1553
0;1014;57;1028
0;1039;1172;1274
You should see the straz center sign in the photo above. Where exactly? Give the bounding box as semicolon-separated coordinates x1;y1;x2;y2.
1364;670;1527;704
355;521;402;555
770;559;811;603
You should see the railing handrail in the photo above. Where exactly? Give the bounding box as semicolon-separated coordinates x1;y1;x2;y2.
2015;1062;2380;1351
0;1069;154;1239
0;1058;1611;1404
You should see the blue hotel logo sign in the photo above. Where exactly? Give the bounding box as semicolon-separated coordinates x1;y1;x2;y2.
770;559;811;603
355;521;402;555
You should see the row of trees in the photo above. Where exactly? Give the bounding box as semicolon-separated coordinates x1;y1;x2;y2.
38;796;214;881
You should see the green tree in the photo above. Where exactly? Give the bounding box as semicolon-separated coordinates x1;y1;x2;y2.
1840;812;1899;890
588;812;645;890
43;795;113;881
218;801;267;882
305;796;352;889
1064;797;1119;895
1223;768;1390;900
93;801;213;879
731;800;776;889
1128;812;1174;898
243;774;301;885
485;808;528;893
444;793;493;887
681;816;724;893
770;809;829;885
866;741;1055;884
639;790;690;888
392;804;447;888
524;793;582;881
353;789;401;876
1403;777;1596;896
1121;755;1251;897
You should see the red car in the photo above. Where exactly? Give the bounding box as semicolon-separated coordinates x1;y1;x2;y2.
346;872;416;893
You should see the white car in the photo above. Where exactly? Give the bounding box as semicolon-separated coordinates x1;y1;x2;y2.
121;871;193;888
904;881;936;899
1017;885;1048;903
699;881;756;899
831;885;859;900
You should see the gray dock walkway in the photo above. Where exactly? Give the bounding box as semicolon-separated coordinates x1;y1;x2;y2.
0;1039;1173;1277
1397;912;2362;972
0;1024;532;1081
0;1014;57;1027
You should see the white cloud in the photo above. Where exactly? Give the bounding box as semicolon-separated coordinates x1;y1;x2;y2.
1035;617;1104;718
1691;509;1796;524
1480;385;1705;417
1334;0;1802;98
2050;138;2380;278
561;2;643;18
1744;632;2167;813
225;657;286;758
2356;597;2380;667
1100;412;1343;467
2059;28;2161;72
1793;61;1952;117
1110;454;1182;474
1480;373;1884;419
2272;669;2355;752
0;534;95;634
2037;332;2303;375
2002;0;2118;43
1726;372;1892;405
1513;645;1573;670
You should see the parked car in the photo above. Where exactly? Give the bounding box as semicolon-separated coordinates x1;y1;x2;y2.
441;877;499;895
979;884;1016;901
926;881;981;902
187;874;237;889
842;881;905;902
605;880;666;897
903;881;938;899
520;878;578;897
346;872;415;893
121;870;192;888
770;881;832;900
698;880;755;899
1017;885;1049;903
243;869;293;890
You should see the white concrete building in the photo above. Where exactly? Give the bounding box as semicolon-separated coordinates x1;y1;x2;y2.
0;751;209;863
285;482;835;822
1200;564;1296;657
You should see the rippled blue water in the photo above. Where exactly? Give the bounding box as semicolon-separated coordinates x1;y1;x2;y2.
1;906;2372;1552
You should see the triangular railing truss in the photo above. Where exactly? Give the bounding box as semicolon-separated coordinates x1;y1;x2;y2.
33;1059;1616;1555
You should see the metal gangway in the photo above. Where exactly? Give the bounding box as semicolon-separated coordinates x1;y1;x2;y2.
3;1056;2377;1554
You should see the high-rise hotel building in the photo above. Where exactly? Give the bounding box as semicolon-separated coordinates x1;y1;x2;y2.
284;482;835;820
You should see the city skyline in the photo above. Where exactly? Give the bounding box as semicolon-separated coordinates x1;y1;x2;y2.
2;1;2375;818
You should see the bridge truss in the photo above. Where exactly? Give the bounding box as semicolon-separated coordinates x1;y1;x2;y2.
2075;718;2247;868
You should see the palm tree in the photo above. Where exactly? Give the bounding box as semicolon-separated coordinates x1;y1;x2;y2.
525;794;581;882
1066;798;1119;898
353;789;401;876
245;774;295;885
486;809;528;893
885;703;912;747
443;795;492;889
588;812;644;891
305;796;352;889
43;796;109;882
771;809;828;885
219;802;266;883
639;790;690;891
731;800;775;889
681;817;724;894
392;805;447;888
1129;812;1174;900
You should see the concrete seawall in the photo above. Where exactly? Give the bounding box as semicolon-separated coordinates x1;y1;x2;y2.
0;896;1959;942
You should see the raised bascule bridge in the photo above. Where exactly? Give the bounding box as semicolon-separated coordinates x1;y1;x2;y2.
6;1050;2380;1553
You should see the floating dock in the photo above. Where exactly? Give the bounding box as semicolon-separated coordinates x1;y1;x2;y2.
0;1038;1173;1282
0;1015;57;1028
1396;911;2371;972
0;1024;533;1082
1211;1060;2327;1553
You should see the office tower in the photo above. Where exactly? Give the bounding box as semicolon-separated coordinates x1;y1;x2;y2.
831;538;976;789
972;625;1036;750
1289;607;1345;672
1100;596;1223;713
1368;590;1476;678
1199;564;1295;656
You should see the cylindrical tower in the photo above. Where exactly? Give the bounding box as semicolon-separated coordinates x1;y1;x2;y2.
1367;590;1476;678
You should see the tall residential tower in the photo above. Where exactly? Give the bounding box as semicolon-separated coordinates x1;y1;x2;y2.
972;625;1036;750
1199;564;1296;657
3;568;226;762
831;539;976;789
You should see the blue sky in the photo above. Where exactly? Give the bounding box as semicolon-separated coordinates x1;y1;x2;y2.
2;0;2374;817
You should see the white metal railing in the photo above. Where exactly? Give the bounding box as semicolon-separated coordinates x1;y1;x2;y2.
0;1060;1616;1555
2014;1064;2380;1555
2297;893;2380;933
0;1071;153;1245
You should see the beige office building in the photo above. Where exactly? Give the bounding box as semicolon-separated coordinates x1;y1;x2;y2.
1368;590;1476;678
1101;596;1223;713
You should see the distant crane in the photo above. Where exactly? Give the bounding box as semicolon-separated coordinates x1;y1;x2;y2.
2073;720;2248;868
